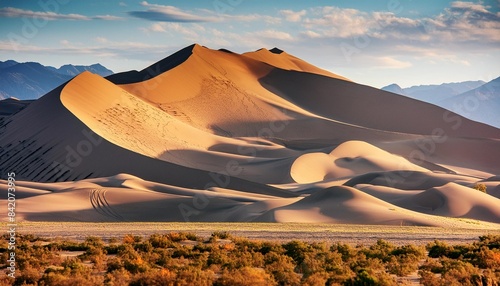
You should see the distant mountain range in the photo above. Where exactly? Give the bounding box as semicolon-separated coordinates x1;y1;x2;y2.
382;78;500;128
0;60;113;100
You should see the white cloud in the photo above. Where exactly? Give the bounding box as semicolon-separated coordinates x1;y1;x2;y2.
301;30;322;39
299;3;499;44
251;30;293;41
373;57;412;69
450;1;490;13
129;2;218;22
0;7;122;20
150;23;167;32
95;37;109;44
141;23;199;38
0;7;89;20
224;13;281;24
279;9;306;22
94;15;123;21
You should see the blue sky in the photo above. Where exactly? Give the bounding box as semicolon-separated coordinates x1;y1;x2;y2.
0;0;499;87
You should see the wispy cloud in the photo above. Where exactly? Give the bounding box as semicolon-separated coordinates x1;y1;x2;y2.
141;23;199;38
373;56;412;69
128;1;218;22
251;30;293;41
93;15;123;21
222;13;281;24
0;7;122;20
296;1;500;44
0;39;171;61
279;9;306;22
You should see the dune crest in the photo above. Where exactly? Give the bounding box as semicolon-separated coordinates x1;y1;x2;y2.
291;141;428;183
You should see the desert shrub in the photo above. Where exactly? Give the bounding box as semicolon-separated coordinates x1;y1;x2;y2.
344;269;397;286
0;275;14;286
49;240;88;252
13;264;40;286
283;240;311;265
225;250;265;269
175;267;216;286
207;247;230;266
129;268;176;286
331;243;356;262
420;257;484;285
39;270;104;286
259;241;283;255
392;244;426;258
106;257;124;272
123;234;142;244
427;240;472;259
264;252;301;286
440;258;482;285
478;235;500;249
117;243;141;260
16;245;61;271
419;257;443;273
348;253;385;274
418;269;440;286
301;271;329;286
193;242;213;253
79;245;107;270
149;234;176;248
470;246;500;269
473;183;487;193
166;231;200;242
233;237;269;253
134;241;153;253
104;244;120;255
83;236;104;248
386;254;420;276
298;251;324;277
172;246;198;259
211;231;231;240
215;267;277;286
362;239;395;261
123;257;149;274
108;237;120;244
104;268;132;286
183;232;200;241
5;232;500;286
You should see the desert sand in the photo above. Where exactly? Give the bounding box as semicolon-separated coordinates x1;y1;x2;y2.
0;44;499;227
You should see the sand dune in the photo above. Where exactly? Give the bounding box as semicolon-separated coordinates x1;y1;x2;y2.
242;47;351;81
291;141;428;183
6;176;499;228
254;185;498;228
0;44;499;227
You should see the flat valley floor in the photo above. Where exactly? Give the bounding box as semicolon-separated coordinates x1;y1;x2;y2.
9;222;500;245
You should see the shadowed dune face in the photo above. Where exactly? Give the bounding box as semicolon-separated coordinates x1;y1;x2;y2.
0;44;499;227
258;68;500;138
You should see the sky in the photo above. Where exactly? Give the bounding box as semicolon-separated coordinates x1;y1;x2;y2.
0;0;499;88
